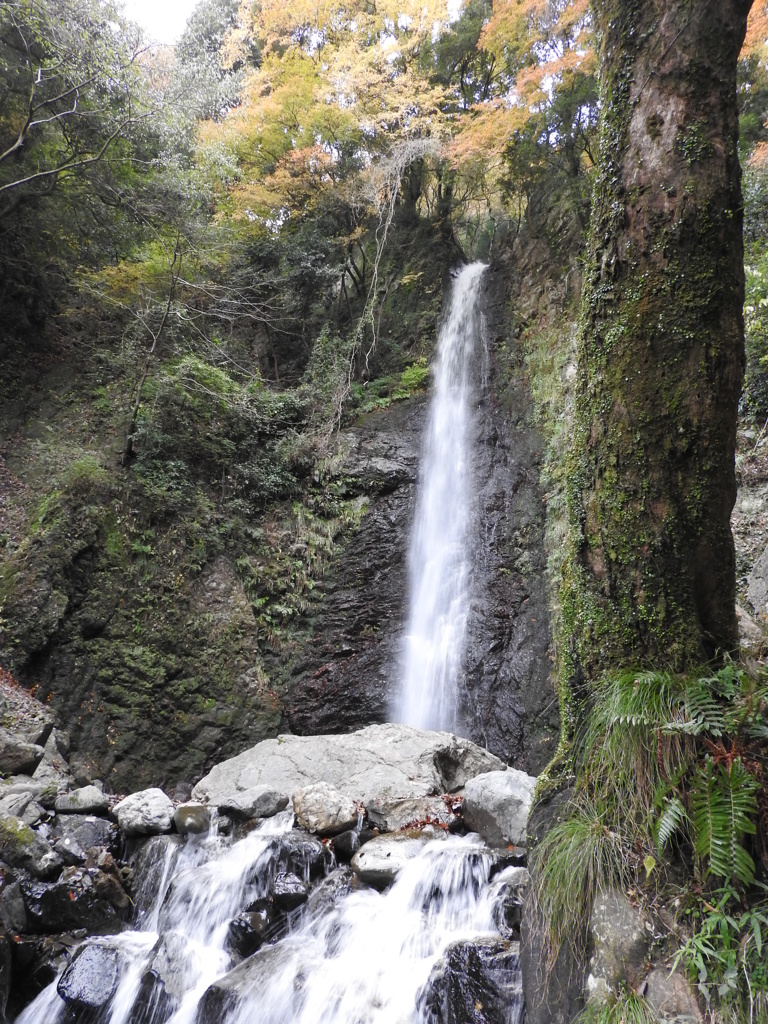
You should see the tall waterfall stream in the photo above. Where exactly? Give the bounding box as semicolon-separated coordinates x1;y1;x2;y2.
396;262;487;733
13;264;526;1024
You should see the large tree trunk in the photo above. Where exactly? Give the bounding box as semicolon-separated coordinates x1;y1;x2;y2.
563;0;752;684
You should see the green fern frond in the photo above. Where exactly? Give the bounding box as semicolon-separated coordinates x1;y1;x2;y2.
690;757;759;885
654;796;688;854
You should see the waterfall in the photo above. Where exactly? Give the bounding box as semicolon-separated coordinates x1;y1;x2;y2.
14;820;524;1024
396;262;487;732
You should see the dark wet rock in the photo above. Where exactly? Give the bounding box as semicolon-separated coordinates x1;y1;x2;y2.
420;938;524;1024
0;728;45;777
0;878;27;933
0;815;61;878
130;968;175;1024
491;868;529;940
196;943;293;1022
0;930;11;1021
173;803;211;835
273;830;331;882
270;871;307;911
57;943;119;1009
521;787;586;1024
330;829;361;862
281;402;423;735
305;867;358;917
50;814;119;855
227;900;276;958
129;835;183;923
53;835;87;866
20;871;125;935
9;934;72;1010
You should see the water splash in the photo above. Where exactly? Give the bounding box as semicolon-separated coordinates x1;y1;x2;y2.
396;262;487;731
13;826;523;1024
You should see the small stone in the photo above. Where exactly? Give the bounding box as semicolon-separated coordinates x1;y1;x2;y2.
292;782;358;835
228;901;276;958
113;788;174;836
172;802;210;835
55;786;110;815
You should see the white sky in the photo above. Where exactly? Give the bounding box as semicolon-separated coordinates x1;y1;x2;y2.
120;0;200;44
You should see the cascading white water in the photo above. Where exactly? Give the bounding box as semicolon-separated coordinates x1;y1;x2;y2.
14;824;523;1024
396;262;487;732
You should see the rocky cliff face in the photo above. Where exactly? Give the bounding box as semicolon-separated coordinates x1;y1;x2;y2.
0;262;558;788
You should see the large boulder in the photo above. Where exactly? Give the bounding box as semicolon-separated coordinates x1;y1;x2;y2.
192;724;506;809
20;871;125;934
0;815;61;878
113;788;174;835
587;890;650;999
55;785;110;814
292;783;358;835
350;830;447;889
0;728;45;776
461;770;536;848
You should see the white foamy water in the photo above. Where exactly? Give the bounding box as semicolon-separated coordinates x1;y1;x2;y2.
396;262;487;731
13;823;522;1024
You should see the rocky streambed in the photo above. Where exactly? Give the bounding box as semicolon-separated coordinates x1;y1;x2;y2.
1;709;536;1024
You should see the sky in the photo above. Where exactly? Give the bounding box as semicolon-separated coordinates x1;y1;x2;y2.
120;0;200;44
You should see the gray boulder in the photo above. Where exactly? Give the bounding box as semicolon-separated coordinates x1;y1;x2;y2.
643;968;703;1022
0;728;45;776
366;796;455;832
217;785;288;819
587;890;650;999
351;830;447;889
461;770;536;848
193;723;506;808
55;785;110;814
113;788;174;835
0;815;62;878
292;782;358;835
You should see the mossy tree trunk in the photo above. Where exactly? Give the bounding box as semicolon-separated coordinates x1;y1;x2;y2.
564;0;752;687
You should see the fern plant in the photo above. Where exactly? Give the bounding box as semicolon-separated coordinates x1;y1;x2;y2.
690;756;759;885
